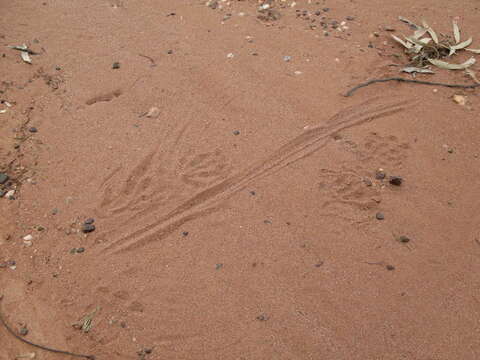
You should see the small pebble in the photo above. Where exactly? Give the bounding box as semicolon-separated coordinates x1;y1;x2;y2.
256;314;269;321
0;173;9;184
375;212;385;220
389;176;403;186
81;224;95;233
144;348;153;354
76;247;85;253
375;170;386;180
363;178;373;187
386;265;395;271
167;50;173;54
346;16;355;21
215;263;223;270
182;231;189;237
283;55;292;62
5;189;15;199
112;62;121;69
398;235;410;243
70;248;77;254
23;234;33;241
19;327;29;336
233;130;240;135
29;127;38;133
84;218;95;225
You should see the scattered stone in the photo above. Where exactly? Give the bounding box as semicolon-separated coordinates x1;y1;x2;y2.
375;212;385;220
206;0;218;9
363;178;373;187
28;127;38;133
250;190;256;196
215;263;223;270
76;247;85;253
453;94;466;106
36;226;45;231
256;313;269;321
0;189;6;197
398;235;410;243
145;107;160;119
322;7;330;12
386;264;395;271
283;55;292;62
314;261;324;267
167;49;173;54
346;16;355;21
5;189;15;199
112;62;121;69
0;173;9;184
23;234;33;241
389;176;403;186
84;218;95;225
375;169;386;180
182;231;189;237
51;208;59;215
144;348;152;354
226;53;234;58
81;224;95;233
70;248;77;254
233;130;240;135
19;326;29;336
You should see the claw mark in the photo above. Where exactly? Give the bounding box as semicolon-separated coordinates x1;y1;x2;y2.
98;97;415;254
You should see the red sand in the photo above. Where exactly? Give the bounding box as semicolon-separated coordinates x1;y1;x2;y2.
1;1;480;359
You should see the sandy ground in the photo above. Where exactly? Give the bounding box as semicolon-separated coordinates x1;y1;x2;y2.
1;1;480;359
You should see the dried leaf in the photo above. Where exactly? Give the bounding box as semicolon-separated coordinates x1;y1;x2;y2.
20;51;32;64
412;28;427;39
421;20;438;44
428;57;476;70
398;16;419;29
391;34;412;49
401;67;434;74
465;69;480;84
448;37;473;56
453;21;460;43
465;48;480;54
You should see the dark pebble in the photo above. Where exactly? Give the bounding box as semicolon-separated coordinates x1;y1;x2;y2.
84;218;95;225
76;247;85;253
314;261;324;267
375;170;386;180
120;321;127;328
167;50;173;54
112;62;121;69
29;127;38;133
19;327;29;336
182;231;189;237
0;173;9;184
215;263;223;270
363;178;373;187
256;314;269;321
0;189;6;197
144;348;152;354
375;212;385;220
51;208;59;215
322;7;330;12
398;235;410;243
389;176;403;186
314;10;321;16
55;66;61;71
233;130;240;135
81;224;96;233
346;16;355;21
250;190;256;196
386;265;395;271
